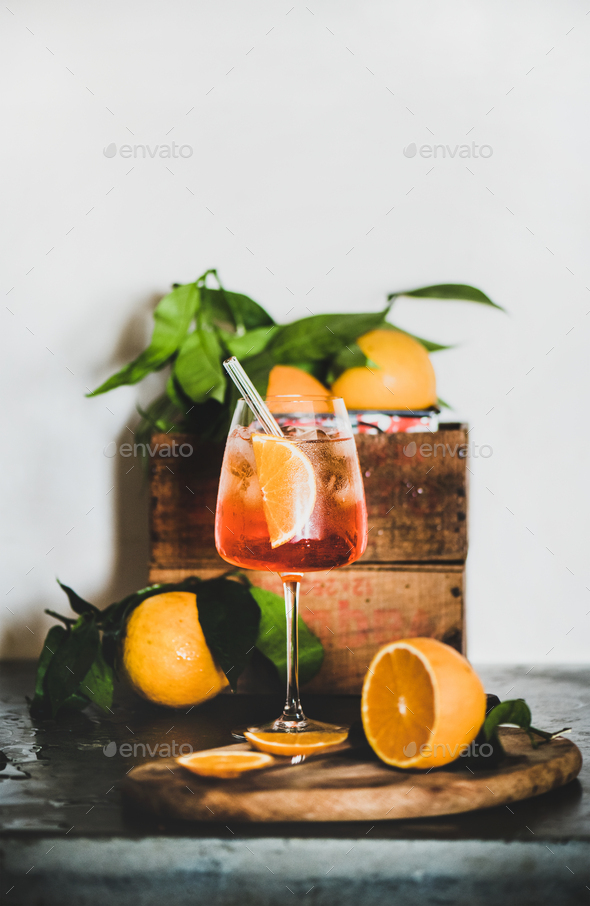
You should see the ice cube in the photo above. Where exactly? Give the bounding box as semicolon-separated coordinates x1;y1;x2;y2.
282;425;318;441
229;455;254;481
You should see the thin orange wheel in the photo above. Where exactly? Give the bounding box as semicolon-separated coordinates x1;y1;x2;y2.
244;729;348;757
177;748;274;779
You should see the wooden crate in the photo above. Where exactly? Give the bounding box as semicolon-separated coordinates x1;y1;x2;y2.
148;425;468;694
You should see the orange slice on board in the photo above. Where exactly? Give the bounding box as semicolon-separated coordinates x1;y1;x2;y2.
177;748;274;779
244;729;348;757
252;435;316;548
361;638;486;770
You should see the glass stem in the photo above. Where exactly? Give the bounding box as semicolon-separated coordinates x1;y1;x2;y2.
281;577;305;723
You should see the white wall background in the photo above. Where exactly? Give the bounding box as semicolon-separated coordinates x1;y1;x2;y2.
1;0;589;664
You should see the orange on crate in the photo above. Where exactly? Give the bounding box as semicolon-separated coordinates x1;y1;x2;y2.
331;329;437;410
266;365;329;399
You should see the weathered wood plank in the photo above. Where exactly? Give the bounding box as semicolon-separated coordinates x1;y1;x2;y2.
148;426;468;570
149;437;226;571
148;565;464;695
355;430;468;562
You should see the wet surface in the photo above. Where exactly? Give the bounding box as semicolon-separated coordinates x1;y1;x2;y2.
0;661;588;840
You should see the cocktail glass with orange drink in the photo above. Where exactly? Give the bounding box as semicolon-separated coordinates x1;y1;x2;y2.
215;391;367;743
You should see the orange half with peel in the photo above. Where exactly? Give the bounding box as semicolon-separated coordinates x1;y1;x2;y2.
252;434;316;548
361;637;486;769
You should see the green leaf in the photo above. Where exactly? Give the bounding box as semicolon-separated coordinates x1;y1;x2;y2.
165;373;188;412
410;335;452;353
200;287;274;337
390;283;503;310
240;350;276;398
482;698;571;752
174;329;226;403
62;692;93;711
437;396;451;409
327;342;368;383
30;624;68;716
43;614;100;717
220;290;275;332
268;310;390;364
249;586;324;686
57;580;100;617
222;325;279;360
200;287;237;334
88;283;200;396
80;644;114;713
483;699;532;750
484;698;532;738
136;395;180;445
134;394;180;466
194;577;261;691
380;324;453;353
44;609;75;627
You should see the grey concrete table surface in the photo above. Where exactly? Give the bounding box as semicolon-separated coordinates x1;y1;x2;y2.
0;661;588;905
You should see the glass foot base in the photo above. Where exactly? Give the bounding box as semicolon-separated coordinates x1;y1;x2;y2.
248;717;347;735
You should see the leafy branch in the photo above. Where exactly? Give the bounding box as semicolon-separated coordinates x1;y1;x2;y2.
87;270;500;442
30;575;323;719
483;698;571;756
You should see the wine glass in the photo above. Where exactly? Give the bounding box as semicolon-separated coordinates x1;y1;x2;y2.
215;395;367;738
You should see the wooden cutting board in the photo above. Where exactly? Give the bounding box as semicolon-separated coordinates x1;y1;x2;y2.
122;728;582;823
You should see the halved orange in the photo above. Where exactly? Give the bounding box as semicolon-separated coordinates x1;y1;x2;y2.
177;747;274;779
244;729;348;757
252;435;316;548
361;638;486;769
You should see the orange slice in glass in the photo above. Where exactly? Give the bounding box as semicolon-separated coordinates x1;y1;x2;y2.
252;435;316;548
177;747;274;779
361;638;486;769
244;729;348;757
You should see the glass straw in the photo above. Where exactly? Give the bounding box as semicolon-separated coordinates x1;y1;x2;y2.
223;356;305;729
223;356;284;437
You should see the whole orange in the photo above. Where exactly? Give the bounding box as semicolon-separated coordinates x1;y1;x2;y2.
122;591;228;708
331;329;437;410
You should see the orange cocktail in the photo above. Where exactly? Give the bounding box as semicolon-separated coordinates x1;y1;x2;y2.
215;428;367;572
215;393;367;738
